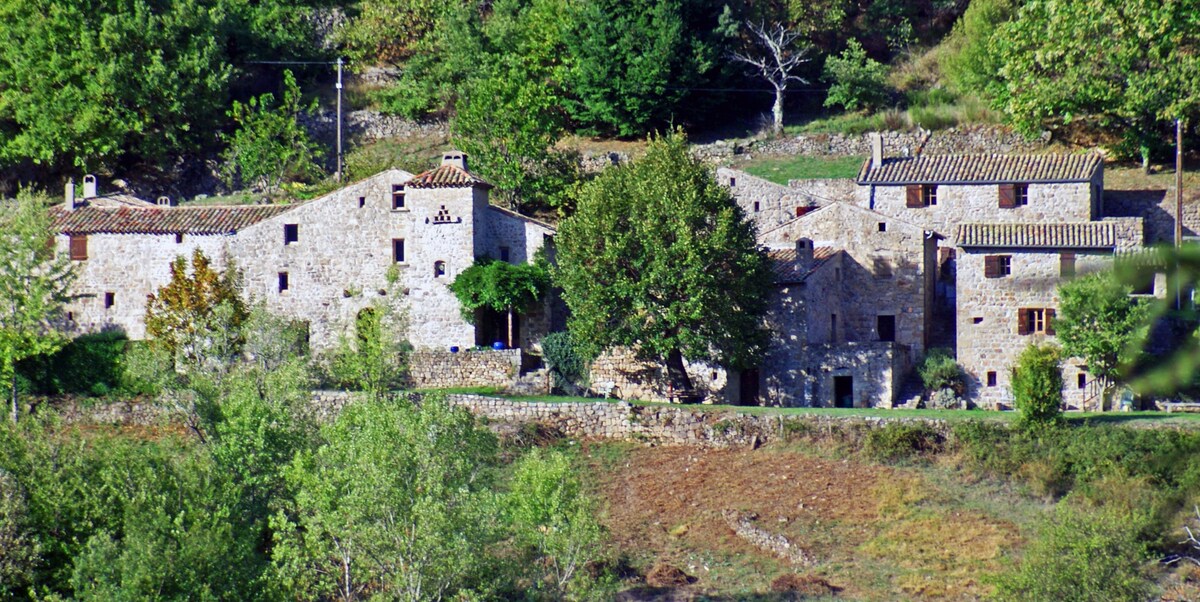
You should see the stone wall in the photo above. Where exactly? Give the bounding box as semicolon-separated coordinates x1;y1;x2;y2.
1105;187;1200;245
693;127;1049;162
587;347;726;403
717;168;827;233
409;349;522;389
300;110;448;144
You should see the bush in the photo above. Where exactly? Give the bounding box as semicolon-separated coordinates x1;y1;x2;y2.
822;40;891;112
917;348;964;395
1012;344;1063;426
864;423;944;462
17;331;130;397
996;504;1152;601
927;387;964;410
541;331;589;394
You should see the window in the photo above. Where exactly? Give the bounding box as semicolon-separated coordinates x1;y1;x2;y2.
878;222;887;232
1018;307;1056;335
729;177;737;187
877;315;896;342
175;233;184;244
278;272;289;292
393;239;405;263
499;246;510;262
434;261;446;277
358;196;366;208
905;184;938;207
753;201;760;212
830;313;838;341
69;235;88;260
284;224;299;245
987;371;997;387
104;292;114;309
973;317;984;324
1060;252;1076;278
1132;276;1154;295
392;184;406;209
984;255;1012;278
999;183;1030;208
1078;373;1087;389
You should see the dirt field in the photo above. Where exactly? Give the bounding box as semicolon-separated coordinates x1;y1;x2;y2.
582;443;1035;601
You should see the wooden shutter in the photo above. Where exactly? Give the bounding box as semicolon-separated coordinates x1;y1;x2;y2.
906;185;923;208
1045;308;1057;335
1017;308;1030;335
69;235;88;260
984;255;999;278
998;183;1017;208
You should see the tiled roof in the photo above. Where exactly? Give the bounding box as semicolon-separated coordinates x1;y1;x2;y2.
857;153;1102;184
955;222;1116;249
51;205;291;235
76;193;158;209
406;164;492;189
769;246;837;283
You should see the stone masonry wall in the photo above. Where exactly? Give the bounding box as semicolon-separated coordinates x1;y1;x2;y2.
408;349;521;389
588;347;726;403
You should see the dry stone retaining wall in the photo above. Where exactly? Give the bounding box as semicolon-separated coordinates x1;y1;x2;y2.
409;349;521;389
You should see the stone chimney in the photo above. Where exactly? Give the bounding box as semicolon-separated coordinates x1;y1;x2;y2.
65;178;76;211
82;174;98;199
795;238;814;264
869;133;883;169
156;196;173;207
441;151;468;171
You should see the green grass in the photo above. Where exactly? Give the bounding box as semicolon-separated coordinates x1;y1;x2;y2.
738;155;865;184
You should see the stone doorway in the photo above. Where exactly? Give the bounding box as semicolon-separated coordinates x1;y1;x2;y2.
475;309;521;348
739;368;760;405
833;376;854;408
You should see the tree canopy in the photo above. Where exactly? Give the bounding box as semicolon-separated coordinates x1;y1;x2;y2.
1055;271;1151;403
555;130;773;390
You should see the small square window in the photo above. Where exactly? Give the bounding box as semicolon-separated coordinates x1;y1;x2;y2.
753;201;760;212
1078;373;1087;389
278;272;289;292
69;235;88;260
1060;252;1076;278
730;177;737;187
104;292;115;309
392;184;406;209
987;371;997;387
284;224;299;245
499;246;511;262
175;233;184;244
1015;183;1029;206
922;184;938;206
984;255;1012;278
358;196;366;208
393;239;405;263
877;315;896;342
973;317;983;324
434;261;447;277
878;222;887;232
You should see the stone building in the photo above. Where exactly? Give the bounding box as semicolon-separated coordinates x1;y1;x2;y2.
51;152;557;353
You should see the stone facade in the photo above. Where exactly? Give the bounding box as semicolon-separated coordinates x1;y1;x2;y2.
408;349;521;390
716;168;829;233
57;154;557;354
588;347;726;403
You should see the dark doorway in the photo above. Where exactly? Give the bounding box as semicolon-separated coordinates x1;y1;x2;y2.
475;309;521;348
739;368;760;405
877;315;896;342
834;376;854;408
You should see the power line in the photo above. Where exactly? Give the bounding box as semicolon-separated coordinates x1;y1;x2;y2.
245;59;346;182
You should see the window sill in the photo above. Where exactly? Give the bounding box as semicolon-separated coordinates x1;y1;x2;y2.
391;208;410;213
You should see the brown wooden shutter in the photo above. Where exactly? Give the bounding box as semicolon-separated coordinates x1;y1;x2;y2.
998;183;1017;208
69;235;88;260
1046;308;1057;335
1017;309;1030;335
984;255;999;278
906;185;923;208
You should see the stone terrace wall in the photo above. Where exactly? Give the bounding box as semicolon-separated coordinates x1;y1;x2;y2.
409;349;521;389
588;347;725;403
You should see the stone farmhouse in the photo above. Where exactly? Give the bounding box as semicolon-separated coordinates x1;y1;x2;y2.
51;154;558;363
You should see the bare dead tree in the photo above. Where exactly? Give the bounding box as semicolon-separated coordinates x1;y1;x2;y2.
731;21;811;137
1164;505;1200;566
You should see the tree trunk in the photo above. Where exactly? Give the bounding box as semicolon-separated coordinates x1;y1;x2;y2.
665;349;693;400
10;375;16;424
1141;145;1151;174
771;86;785;137
507;308;514;349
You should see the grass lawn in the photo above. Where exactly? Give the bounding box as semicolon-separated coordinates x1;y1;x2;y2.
737;155;865;184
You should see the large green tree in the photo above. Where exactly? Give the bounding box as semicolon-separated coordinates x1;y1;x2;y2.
555;130;773;392
0;194;75;423
221;70;323;194
449;256;550;349
1055;271;1151;409
989;0;1200;167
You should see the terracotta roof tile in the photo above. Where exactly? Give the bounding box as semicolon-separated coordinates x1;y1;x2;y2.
858;153;1102;184
769;246;837;283
407;164;492;189
51;205;291;235
955;222;1116;249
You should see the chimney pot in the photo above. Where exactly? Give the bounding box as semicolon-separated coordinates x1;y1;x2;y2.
795;238;814;264
869;133;884;169
83;174;98;199
157;196;172;207
441;151;468;171
65;178;76;211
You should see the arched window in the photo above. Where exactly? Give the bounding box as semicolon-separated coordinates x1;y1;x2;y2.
434;261;446;277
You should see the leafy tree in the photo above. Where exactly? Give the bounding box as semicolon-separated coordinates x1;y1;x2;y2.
337;0;448;65
449;257;551;349
555;130;773;392
1011;343;1063;426
917;347;964;395
0;0;231;171
0;468;38;598
222;70;323;194
327;304;410;401
990;0;1200;169
271;396;501;601
541;331;589;394
940;0;1019;97
145;249;246;369
1055;272;1151;409
506;448;609;600
728;20;811;135
822;39;890;112
0;194;75;423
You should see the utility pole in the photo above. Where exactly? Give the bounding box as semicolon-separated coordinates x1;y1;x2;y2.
336;57;344;183
1176;118;1185;310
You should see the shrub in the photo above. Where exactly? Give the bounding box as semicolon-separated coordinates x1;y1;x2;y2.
995;504;1152;601
541;331;589;394
864;423;944;462
823;40;891;112
17;331;130;397
917;348;964;395
927;387;964;410
1012;344;1063;426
